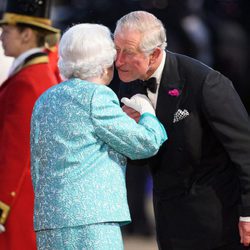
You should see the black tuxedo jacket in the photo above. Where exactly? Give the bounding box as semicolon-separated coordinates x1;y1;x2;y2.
119;51;250;250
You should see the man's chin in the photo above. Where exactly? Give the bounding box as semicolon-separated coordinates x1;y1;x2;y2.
118;73;135;83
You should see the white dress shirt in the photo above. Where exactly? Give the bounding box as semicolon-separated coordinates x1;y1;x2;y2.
146;51;166;109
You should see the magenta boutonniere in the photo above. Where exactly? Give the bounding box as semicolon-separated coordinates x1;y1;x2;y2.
168;89;180;97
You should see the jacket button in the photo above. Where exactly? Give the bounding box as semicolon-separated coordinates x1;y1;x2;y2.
121;160;126;166
10;192;16;197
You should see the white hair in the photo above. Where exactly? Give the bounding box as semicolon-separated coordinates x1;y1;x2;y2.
114;11;167;53
58;23;116;80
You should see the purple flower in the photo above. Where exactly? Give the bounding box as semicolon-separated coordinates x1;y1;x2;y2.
168;89;180;97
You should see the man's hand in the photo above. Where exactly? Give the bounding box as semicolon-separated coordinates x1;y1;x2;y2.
122;105;140;123
239;221;250;246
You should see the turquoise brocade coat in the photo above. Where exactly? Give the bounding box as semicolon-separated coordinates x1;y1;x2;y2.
30;78;167;231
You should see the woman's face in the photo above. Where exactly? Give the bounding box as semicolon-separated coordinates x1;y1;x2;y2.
0;25;24;58
104;65;114;85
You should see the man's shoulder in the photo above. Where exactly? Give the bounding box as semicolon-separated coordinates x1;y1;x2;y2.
166;50;211;70
165;50;213;82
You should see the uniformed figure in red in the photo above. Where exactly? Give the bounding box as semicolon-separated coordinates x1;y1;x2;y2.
0;0;60;249
44;33;62;82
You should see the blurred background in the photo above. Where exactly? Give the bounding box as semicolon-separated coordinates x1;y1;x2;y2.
50;0;250;115
1;0;250;249
1;0;250;113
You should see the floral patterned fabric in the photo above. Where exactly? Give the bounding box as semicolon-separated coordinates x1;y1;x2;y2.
36;222;123;250
30;78;167;232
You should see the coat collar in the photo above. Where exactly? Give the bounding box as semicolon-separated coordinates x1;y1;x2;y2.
0;52;48;89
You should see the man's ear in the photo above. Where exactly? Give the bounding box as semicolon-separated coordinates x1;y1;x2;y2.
149;47;161;65
20;28;33;43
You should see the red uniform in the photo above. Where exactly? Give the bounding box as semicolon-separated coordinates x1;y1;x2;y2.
44;45;62;82
0;53;58;250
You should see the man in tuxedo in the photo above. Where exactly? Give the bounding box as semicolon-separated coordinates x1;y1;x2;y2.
114;11;250;250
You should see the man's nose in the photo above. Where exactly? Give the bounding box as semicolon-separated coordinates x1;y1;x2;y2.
115;52;124;66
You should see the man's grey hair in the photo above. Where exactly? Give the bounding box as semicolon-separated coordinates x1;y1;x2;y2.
58;23;116;80
114;11;167;53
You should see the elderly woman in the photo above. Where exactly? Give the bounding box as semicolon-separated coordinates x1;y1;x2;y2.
30;23;167;250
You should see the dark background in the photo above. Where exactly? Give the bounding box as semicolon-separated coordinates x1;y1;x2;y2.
1;0;249;113
51;0;250;113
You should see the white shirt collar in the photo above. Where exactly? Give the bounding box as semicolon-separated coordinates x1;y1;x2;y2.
146;50;166;109
150;50;166;85
8;48;43;76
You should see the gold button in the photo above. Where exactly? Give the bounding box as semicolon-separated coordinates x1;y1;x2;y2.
10;192;16;197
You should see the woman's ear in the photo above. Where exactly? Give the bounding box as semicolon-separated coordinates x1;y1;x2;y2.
103;65;114;84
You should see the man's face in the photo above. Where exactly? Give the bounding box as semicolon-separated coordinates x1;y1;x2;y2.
0;25;24;58
114;29;151;82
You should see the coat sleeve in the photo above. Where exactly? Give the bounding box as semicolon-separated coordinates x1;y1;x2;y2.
90;85;167;160
202;70;250;215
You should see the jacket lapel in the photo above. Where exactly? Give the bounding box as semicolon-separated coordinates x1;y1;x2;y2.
156;51;185;128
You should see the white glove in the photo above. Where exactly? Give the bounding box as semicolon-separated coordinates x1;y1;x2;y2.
121;94;155;115
0;224;6;233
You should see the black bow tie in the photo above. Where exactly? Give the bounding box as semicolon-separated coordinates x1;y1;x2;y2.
142;77;157;93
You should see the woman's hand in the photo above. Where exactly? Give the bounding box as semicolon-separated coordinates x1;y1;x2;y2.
121;94;155;115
